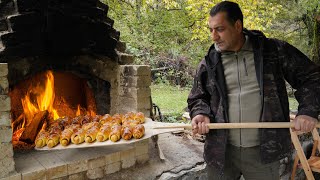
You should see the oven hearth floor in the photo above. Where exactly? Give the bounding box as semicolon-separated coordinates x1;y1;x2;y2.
10;140;149;180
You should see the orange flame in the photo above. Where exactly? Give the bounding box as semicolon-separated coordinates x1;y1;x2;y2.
21;71;60;122
88;110;96;117
76;104;81;116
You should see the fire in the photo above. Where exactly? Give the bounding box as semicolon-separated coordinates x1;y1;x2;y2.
21;71;60;121
76;105;81;116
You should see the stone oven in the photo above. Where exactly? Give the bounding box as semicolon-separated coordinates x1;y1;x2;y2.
0;0;151;179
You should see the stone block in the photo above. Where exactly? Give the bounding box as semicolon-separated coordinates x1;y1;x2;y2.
0;142;13;160
0;111;10;126
120;75;151;87
21;169;46;180
137;96;152;110
105;152;120;164
136;154;149;164
8;13;42;32
67;161;88;175
68;172;86;180
43;165;68;179
50;177;68;180
0;172;21;180
104;162;121;175
0;76;8;94
120;148;136;169
0;95;10;111
0;0;16;19
86;167;104;179
16;0;39;13
0;63;8;76
0;126;12;143
0;19;8;32
119;87;151;99
87;156;106;169
0;156;15;179
118;52;134;65
134;139;149;156
120;65;151;77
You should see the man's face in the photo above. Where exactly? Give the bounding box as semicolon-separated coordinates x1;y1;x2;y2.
208;12;242;52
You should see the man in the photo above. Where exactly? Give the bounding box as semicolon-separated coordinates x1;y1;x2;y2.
187;1;320;179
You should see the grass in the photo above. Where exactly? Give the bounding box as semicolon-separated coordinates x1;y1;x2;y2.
151;83;190;115
151;83;300;120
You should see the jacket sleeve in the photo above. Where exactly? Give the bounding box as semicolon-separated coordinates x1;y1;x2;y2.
281;41;320;119
187;60;213;120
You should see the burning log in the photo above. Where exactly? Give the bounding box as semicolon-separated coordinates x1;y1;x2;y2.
12;114;25;132
20;110;49;144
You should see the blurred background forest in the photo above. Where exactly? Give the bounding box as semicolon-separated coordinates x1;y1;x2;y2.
103;0;320;120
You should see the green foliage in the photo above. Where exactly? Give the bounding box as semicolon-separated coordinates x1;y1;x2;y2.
103;0;319;78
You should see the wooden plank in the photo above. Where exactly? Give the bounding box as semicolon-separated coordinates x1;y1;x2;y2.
290;128;315;180
35;118;184;151
154;122;320;129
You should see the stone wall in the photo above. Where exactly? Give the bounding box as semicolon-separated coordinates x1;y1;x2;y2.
0;63;15;178
118;65;152;117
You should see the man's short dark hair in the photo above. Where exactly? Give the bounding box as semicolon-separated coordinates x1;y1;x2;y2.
210;1;243;25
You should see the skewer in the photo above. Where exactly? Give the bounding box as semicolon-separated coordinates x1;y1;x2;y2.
153;122;320;130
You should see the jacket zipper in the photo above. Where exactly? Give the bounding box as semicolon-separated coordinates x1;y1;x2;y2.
236;53;242;146
243;57;248;76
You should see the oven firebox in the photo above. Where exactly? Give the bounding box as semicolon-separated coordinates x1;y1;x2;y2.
0;0;152;179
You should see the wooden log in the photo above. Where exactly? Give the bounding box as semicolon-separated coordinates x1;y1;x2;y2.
11;114;25;132
20;110;49;144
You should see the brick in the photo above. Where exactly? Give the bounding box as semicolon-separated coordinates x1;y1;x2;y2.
0;0;16;19
0;95;10;111
0;63;8;76
0;19;8;31
51;176;68;180
45;165;68;179
33;152;67;179
68;172;86;180
105;152;120;164
119;87;151;99
0;126;12;143
104;162;120;175
22;169;46;180
86;167;104;179
120;75;151;87
0;142;13;159
0;76;8;94
120;148;136;169
67;160;88;175
0;172;21;180
87;156;106;169
135;139;149;156
120;65;151;77
118;52;134;65
137;96;152;110
0;156;15;178
136;154;149;164
0;111;10;126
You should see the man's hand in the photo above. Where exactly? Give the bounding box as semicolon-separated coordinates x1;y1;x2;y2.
191;114;210;135
293;115;318;132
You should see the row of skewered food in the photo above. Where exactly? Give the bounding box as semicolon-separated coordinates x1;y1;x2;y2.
35;112;146;148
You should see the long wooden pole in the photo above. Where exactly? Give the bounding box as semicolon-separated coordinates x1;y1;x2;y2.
153;122;320;130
